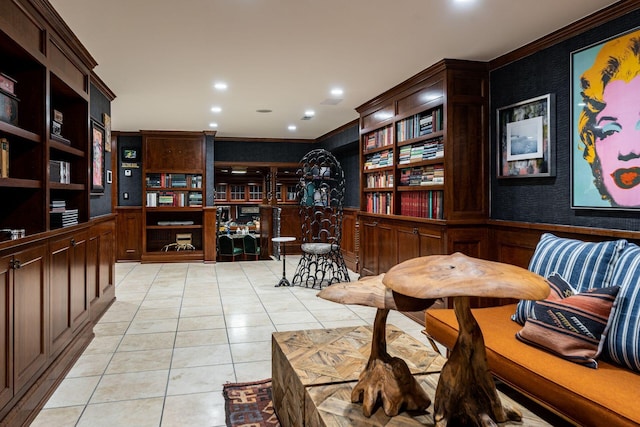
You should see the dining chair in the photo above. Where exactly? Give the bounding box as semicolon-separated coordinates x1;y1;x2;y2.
218;234;243;261
242;234;260;260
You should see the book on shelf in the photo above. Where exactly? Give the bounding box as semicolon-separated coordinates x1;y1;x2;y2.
188;191;203;206
400;191;443;219
50;208;79;227
0;138;8;178
50;160;71;184
365;191;394;215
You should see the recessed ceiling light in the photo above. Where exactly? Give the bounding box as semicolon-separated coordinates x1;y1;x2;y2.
214;82;227;90
304;110;315;117
209;122;218;128
331;88;343;96
211;106;222;113
288;125;297;131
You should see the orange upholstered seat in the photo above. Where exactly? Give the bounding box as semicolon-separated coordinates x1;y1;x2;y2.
426;304;640;427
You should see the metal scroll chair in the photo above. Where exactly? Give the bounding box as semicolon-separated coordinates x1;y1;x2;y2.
292;149;350;289
242;234;260;260
218;234;243;261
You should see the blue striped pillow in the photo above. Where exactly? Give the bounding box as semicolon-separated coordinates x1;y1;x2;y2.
605;243;640;372
512;233;627;325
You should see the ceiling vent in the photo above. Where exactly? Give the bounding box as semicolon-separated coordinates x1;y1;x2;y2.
320;98;343;105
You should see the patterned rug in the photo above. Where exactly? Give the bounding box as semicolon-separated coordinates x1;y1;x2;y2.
223;379;281;427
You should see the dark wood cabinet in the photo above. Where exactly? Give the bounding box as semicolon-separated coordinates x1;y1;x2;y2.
88;218;115;322
49;230;88;359
10;243;47;395
0;253;10;410
116;207;142;261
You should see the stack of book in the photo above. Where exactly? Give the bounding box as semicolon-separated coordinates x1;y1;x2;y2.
364;149;393;170
188;192;203;207
50;200;78;228
398;137;444;165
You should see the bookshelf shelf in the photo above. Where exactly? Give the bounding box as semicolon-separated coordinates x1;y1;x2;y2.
0;121;41;143
49;182;85;191
397;185;445;192
0;177;42;188
49;140;85;157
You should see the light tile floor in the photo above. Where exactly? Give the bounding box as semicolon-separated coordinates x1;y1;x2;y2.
31;256;428;427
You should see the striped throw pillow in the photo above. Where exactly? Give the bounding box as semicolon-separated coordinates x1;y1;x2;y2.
605;243;640;372
516;278;620;369
512;233;627;324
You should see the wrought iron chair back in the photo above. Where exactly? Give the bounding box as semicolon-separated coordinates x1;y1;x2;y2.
292;149;350;288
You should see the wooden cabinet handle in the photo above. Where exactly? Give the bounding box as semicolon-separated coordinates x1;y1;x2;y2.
10;259;21;269
71;238;76;247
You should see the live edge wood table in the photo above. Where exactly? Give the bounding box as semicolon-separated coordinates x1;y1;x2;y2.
272;325;552;426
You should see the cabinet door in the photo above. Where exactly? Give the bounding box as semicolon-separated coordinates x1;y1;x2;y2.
47;232;89;358
376;222;395;273
69;232;88;333
13;244;47;393
0;254;12;409
396;226;421;264
359;220;378;276
49;236;71;358
116;209;142;260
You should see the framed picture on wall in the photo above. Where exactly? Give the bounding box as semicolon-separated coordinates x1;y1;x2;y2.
571;27;640;210
91;120;105;194
496;93;554;178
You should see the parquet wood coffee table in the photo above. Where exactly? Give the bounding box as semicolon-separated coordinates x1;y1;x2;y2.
272;324;554;426
272;325;444;427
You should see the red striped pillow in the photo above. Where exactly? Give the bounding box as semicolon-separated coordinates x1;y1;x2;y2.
516;275;620;369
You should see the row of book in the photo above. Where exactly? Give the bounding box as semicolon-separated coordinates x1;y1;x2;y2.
398;137;444;164
365;192;394;215
363;149;393;170
400;191;444;219
365;170;394;188
50;160;71;184
146;173;203;189
146;191;203;207
399;164;444;186
396;108;443;142
50;200;78;228
364;126;393;150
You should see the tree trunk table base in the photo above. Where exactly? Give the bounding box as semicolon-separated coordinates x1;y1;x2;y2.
434;296;522;426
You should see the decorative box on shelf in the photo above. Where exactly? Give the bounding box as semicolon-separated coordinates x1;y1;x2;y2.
0;89;19;126
0;73;16;95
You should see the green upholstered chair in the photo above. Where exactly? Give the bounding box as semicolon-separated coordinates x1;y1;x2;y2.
242;234;260;260
218;234;242;261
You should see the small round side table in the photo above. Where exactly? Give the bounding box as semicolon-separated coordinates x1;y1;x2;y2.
272;236;296;287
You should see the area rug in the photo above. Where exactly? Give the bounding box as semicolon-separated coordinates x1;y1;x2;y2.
223;379;281;427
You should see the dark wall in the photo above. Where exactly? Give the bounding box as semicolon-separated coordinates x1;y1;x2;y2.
319;123;360;208
89;83;113;217
117;134;143;206
490;10;640;231
214;139;315;162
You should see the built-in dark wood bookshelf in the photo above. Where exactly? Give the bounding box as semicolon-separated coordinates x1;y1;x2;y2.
356;59;490;293
141;131;206;262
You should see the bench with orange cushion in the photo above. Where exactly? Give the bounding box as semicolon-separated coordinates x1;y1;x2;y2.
426;304;640;426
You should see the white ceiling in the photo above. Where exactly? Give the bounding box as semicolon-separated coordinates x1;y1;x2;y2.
48;0;618;140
